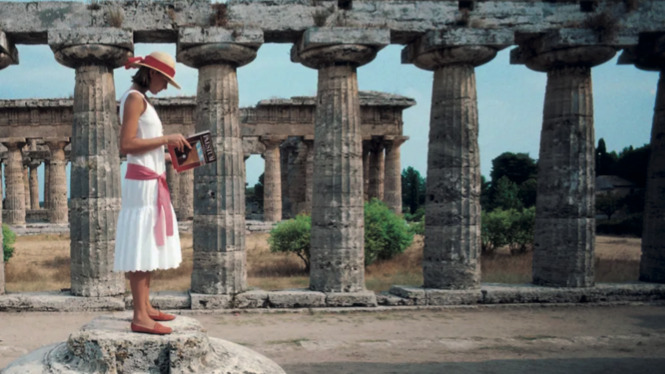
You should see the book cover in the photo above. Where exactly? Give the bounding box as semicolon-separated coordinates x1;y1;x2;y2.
168;130;217;173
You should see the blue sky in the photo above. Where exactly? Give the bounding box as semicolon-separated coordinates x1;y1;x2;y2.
0;40;659;200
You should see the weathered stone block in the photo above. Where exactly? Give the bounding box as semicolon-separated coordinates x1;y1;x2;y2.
191;251;246;295
0;291;124;312
426;288;481;305
388;285;427;306
190;293;232;310
375;292;415;306
325;290;377;307
234;289;270;308
268;289;326;308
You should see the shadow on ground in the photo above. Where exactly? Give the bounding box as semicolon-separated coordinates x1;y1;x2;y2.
281;357;665;374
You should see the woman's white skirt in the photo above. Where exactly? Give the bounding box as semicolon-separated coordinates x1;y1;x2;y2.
113;178;182;272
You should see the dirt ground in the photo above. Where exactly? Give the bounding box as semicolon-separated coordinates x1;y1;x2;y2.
1;304;665;373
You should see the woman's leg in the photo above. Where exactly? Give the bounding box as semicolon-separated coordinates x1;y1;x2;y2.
145;274;159;316
129;271;155;327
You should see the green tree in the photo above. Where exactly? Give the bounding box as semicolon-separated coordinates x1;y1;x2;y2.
595;138;618;176
596;193;621;220
401;167;426;214
254;173;265;210
490;152;538;186
493;176;523;211
615;144;650;187
480;175;492;209
481;208;535;254
3;224;16;263
268;214;311;271
518;178;538;208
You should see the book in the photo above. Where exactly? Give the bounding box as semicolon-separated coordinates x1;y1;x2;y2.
168;130;217;172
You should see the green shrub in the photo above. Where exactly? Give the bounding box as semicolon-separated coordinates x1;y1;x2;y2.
3;224;16;263
268;214;311;271
481;207;535;254
364;199;414;266
267;200;414;269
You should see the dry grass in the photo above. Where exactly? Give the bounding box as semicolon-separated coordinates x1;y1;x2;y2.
3;232;642;293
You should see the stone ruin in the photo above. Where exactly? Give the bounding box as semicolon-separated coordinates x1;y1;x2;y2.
2;0;665;371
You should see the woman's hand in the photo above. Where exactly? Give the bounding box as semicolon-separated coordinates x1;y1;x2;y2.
164;134;191;152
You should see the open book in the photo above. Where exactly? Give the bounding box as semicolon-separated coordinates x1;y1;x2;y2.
168;130;217;172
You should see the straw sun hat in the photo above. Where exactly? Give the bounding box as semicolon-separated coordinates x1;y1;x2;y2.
124;51;181;89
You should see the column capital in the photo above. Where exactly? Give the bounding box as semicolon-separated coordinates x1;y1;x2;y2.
291;27;389;69
44;137;71;150
259;136;286;149
0;138;27;150
617;33;665;72
402;29;509;70
384;135;409;148
0;31;18;70
511;30;616;72
177;27;262;68
48;28;133;69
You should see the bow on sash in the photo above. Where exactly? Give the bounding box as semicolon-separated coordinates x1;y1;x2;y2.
125;163;174;246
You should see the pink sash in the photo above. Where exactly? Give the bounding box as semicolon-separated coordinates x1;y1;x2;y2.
125;163;173;246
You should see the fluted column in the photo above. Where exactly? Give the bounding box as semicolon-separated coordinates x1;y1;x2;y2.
292;28;388;292
620;35;665;283
165;158;181;216
178;27;262;295
303;138;314;215
368;137;385;201
2;140;26;225
513;34;616;287
261;136;284;222
49;28;133;296
44;160;50;210
28;159;41;210
384;136;407;214
404;32;503;289
362;140;371;201
22;162;30;210
45;139;69;224
177;170;194;221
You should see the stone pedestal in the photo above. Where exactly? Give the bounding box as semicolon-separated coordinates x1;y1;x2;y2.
292;27;389;292
45;138;69;224
405;40;499;289
384;136;407;214
2;314;285;374
621;36;665;283
513;37;616;287
178;27;262;294
261;136;284;222
49;28;133;297
2;139;26;225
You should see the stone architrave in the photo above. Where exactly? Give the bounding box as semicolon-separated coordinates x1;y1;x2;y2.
512;31;616;287
619;35;665;283
292;27;389;292
2;140;26;225
368;137;385;201
45;139;69;224
49;28;133;297
403;29;510;289
261;136;284;222
384;136;407;214
28;159;41;210
177;27;263;295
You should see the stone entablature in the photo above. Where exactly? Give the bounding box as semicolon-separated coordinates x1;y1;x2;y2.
0;0;661;46
0;92;414;142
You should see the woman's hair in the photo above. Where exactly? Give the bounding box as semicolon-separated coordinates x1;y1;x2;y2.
131;67;152;91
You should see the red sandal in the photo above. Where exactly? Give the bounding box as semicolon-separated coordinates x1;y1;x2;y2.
131;322;172;335
149;311;176;321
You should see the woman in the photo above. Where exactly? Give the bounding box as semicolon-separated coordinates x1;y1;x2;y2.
114;51;190;335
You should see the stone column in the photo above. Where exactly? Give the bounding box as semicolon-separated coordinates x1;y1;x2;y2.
22;162;30;210
292;28;389;293
512;32;615;287
0;31;18;70
49;28;133;296
177;170;194;221
28;159;40;210
178;27;262;295
44;160;50;210
368;137;385;201
384;136;407;214
403;30;507;289
2;140;26;225
261;136;284;222
303;138;314;214
619;35;665;283
362;140;371;201
45;139;69;224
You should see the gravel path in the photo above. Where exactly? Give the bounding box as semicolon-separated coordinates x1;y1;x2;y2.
2;303;665;373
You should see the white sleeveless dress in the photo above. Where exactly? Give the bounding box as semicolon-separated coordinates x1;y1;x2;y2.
113;89;182;272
